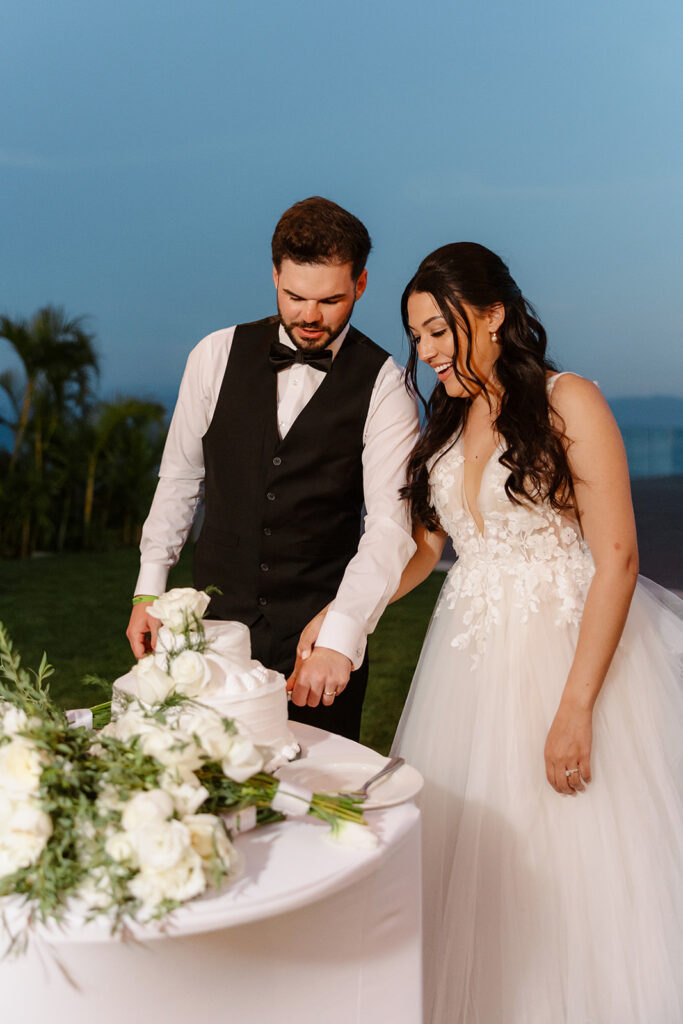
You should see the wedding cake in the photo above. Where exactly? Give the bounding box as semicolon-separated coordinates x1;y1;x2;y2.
113;592;300;770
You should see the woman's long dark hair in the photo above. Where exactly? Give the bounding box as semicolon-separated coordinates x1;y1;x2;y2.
401;242;575;529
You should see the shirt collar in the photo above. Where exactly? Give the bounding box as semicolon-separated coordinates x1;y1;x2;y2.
277;322;350;362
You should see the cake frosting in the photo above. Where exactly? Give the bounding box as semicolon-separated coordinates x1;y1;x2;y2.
113;619;300;770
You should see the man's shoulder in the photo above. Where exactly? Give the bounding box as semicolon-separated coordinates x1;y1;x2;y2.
348;324;390;360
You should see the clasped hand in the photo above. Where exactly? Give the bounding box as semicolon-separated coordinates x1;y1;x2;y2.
287;606;352;707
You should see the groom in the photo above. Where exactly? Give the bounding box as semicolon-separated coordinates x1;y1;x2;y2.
126;197;418;740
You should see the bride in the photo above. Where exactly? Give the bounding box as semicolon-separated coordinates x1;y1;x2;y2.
297;242;682;1023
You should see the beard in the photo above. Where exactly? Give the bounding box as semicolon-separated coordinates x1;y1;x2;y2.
277;301;354;353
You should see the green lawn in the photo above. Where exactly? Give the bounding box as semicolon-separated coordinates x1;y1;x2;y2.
0;550;444;754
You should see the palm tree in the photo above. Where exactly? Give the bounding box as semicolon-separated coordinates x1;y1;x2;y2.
0;306;98;469
82;397;166;546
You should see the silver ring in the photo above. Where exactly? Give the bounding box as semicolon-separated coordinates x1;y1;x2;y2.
565;768;580;777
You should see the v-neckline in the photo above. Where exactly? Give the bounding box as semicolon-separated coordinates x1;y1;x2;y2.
458;436;503;537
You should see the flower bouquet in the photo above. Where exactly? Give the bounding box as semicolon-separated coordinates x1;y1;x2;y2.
0;600;371;956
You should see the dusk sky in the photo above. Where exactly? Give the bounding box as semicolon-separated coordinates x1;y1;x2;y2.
2;0;682;407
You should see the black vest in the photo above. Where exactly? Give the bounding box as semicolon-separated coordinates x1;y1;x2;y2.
193;317;389;635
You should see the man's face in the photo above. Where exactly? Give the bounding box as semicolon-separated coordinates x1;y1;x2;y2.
273;259;367;351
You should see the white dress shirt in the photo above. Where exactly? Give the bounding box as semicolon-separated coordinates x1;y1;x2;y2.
135;322;419;667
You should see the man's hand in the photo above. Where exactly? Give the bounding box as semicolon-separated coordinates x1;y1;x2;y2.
288;647;353;708
126;601;159;659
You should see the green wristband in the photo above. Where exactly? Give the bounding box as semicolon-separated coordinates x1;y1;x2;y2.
132;594;157;605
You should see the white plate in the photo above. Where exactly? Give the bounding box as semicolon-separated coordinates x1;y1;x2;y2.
274;755;423;810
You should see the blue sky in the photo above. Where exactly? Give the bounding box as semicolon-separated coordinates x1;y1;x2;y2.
1;0;682;404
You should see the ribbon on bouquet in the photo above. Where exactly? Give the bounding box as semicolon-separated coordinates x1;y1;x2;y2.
221;806;258;834
271;781;314;817
66;708;94;730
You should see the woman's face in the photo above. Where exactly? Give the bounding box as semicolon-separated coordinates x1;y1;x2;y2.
406;291;499;399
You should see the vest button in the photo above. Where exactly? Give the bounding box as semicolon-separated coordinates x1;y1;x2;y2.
272;456;282;466
258;597;267;606
263;527;272;536
266;492;276;501
260;563;270;572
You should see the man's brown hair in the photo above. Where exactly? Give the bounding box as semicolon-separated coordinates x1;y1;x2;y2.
271;196;372;281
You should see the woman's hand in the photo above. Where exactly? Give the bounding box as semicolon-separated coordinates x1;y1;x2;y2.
286;605;330;693
544;701;593;795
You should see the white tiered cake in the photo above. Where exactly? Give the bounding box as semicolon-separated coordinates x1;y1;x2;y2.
113;617;299;770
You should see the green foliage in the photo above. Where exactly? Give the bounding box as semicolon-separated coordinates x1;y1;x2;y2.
0;306;168;557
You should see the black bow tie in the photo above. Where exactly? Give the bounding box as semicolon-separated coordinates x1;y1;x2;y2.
269;339;333;374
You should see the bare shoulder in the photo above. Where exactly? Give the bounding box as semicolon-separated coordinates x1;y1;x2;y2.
548;373;616;440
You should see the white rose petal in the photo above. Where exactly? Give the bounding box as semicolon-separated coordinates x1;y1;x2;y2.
129;849;206;911
97;783;125;814
0;801;53;876
183;814;242;875
326;820;379;850
169;650;212;697
77;868;114;911
160;767;210;816
221;737;265;783
148;589;211;634
105;831;137;864
156;626;203;656
0;704;28;737
0;738;44;796
130;657;175;705
131;819;191;872
121;789;174;831
182;710;235;762
106;706;156;742
139;724;203;771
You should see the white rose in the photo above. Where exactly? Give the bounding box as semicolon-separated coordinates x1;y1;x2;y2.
130;657;175;705
139;724;203;771
130;819;191;872
169;650;212;697
0;802;53;876
121;788;174;831
325;820;379;850
129;848;206;912
156;626;203;656
148;588;211;634
105;830;138;864
183;813;242;875
0;704;28;737
0;790;15;828
182;709;235;761
221;736;265;783
77;868;113;911
160;767;209;816
106;706;156;743
0;738;44;796
97;783;125;814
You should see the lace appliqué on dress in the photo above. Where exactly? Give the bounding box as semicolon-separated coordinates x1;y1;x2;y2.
428;440;595;668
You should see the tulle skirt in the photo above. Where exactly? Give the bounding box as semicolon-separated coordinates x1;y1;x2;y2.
393;573;683;1023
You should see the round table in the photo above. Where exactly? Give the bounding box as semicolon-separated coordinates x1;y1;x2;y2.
1;723;423;1024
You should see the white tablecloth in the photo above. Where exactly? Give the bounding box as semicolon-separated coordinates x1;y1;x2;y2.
1;723;422;1024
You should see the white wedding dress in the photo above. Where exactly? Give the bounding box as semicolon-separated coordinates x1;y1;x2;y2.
393;376;683;1023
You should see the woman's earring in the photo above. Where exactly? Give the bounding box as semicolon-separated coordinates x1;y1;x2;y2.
491;331;499;343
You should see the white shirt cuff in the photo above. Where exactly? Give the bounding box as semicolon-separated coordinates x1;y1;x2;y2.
134;564;171;599
317;610;367;671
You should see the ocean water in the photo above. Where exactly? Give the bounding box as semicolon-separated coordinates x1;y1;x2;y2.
622;428;683;478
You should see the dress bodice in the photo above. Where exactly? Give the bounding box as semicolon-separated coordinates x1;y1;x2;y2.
428;389;595;665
